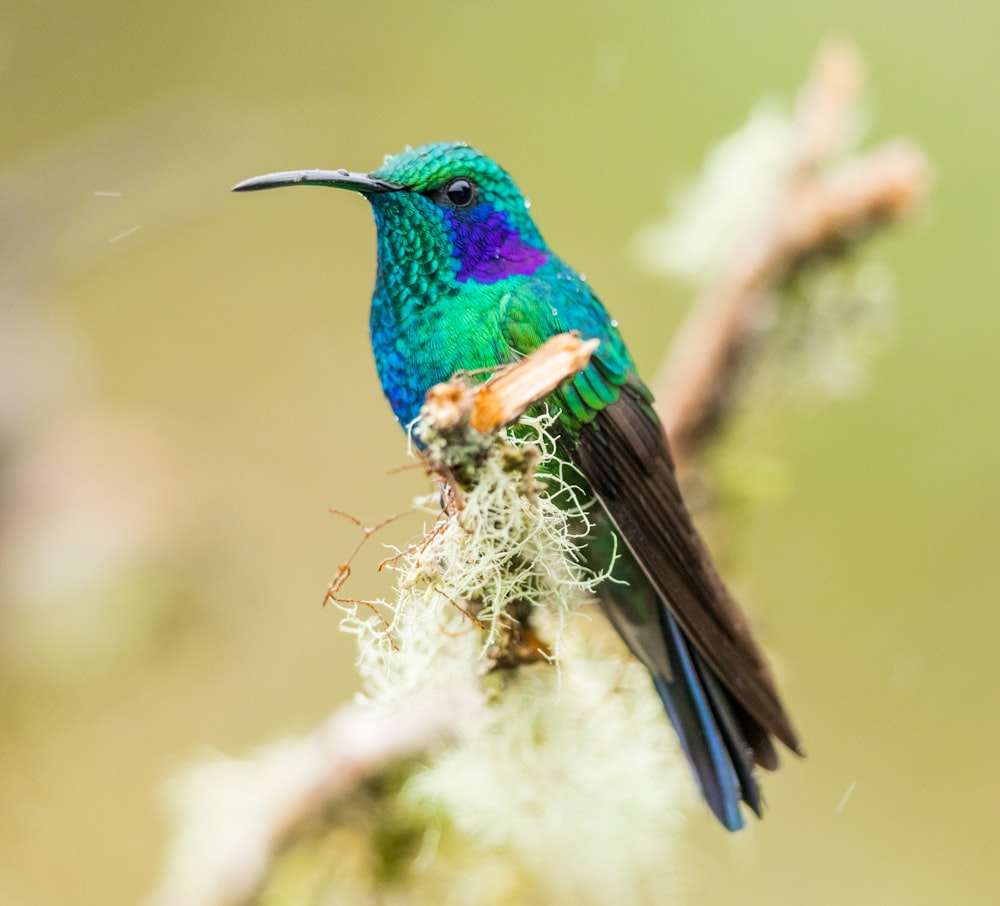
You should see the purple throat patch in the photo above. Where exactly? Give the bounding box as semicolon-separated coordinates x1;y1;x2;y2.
448;205;548;283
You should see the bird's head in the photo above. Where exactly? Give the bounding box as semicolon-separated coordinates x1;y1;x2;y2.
234;142;549;286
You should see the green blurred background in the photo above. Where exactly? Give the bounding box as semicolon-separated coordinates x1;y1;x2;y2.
1;1;997;904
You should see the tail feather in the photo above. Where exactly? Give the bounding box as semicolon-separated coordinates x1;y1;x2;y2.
653;610;762;830
695;656;763;817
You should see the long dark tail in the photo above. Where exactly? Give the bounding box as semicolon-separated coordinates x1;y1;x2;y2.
652;608;761;830
591;530;770;831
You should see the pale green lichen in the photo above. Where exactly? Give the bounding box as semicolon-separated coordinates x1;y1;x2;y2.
751;258;894;402
336;410;614;706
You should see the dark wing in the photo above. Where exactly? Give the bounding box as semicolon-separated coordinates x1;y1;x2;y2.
571;381;802;755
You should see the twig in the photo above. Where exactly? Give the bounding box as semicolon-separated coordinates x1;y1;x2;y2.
422;331;599;434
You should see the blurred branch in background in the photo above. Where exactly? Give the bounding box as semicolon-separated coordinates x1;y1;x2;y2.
149;40;930;906
643;41;929;465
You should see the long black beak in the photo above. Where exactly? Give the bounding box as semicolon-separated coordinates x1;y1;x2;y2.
232;169;403;195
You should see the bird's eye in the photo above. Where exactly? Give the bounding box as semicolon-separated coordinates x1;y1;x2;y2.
443;177;476;208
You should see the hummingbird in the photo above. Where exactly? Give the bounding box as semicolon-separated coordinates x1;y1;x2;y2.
234;142;802;830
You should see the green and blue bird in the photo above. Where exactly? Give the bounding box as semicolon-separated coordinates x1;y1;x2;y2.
234;142;802;830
